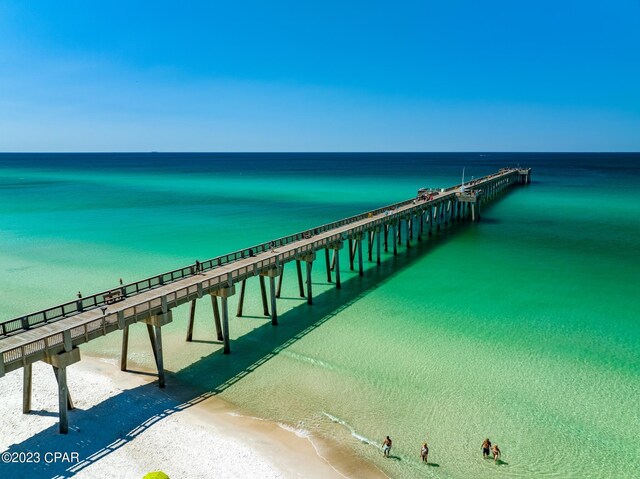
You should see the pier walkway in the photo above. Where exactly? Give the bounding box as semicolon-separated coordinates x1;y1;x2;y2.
0;167;531;433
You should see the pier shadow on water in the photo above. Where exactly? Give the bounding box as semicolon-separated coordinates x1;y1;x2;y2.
2;215;491;479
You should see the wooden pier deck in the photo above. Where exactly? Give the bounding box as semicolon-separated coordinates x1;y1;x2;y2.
0;167;531;432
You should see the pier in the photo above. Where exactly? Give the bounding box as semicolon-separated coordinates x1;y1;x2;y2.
0;167;531;433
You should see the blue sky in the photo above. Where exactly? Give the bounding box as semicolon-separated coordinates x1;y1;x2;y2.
1;1;639;151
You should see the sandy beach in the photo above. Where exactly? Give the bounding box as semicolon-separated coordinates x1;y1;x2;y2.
0;354;386;479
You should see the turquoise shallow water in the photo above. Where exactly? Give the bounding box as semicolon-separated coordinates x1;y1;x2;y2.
1;153;639;478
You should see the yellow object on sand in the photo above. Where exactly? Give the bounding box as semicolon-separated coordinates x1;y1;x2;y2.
143;472;170;479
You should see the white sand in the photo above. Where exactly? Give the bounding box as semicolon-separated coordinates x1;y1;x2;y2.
0;356;384;479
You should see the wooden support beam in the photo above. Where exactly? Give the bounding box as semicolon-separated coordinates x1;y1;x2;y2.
259;275;269;317
121;325;129;371
154;325;165;388
376;229;381;265
368;231;374;261
393;223;398;255
348;238;354;270
276;266;284;298
330;248;337;271
306;260;313;305
52;365;75;416
55;365;69;434
23;363;32;414
211;295;223;341
43;348;80;434
186;299;196;341
296;260;305;298
211;286;235;354
142;312;172;388
397;219;402;244
325;248;332;282
236;279;247;316
221;296;230;354
406;218;411;248
358;237;364;276
147;324;159;369
269;275;278;326
334;247;341;289
384;224;389;252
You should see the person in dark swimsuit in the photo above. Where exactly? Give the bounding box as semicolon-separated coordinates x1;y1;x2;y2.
481;438;492;458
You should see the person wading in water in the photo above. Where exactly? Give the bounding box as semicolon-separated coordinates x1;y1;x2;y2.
420;442;429;463
382;436;392;458
481;438;492;459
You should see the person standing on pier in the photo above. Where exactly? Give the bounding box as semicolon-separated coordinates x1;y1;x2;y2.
194;260;201;274
382;436;392;457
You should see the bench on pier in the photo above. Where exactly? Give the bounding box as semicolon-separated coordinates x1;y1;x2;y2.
104;289;124;305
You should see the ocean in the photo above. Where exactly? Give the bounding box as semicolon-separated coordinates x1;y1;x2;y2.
1;153;638;478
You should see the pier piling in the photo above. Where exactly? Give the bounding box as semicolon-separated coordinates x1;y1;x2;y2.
211;295;223;341
357;235;364;276
121;325;129;370
22;364;32;413
333;243;342;289
212;286;235;354
259;276;269;317
325;248;332;283
44;348;80;434
186;300;197;341
143;311;172;387
236;280;247;316
296;260;305;298
393;223;398;255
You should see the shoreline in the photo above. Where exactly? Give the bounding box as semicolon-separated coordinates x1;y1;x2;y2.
0;353;387;479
